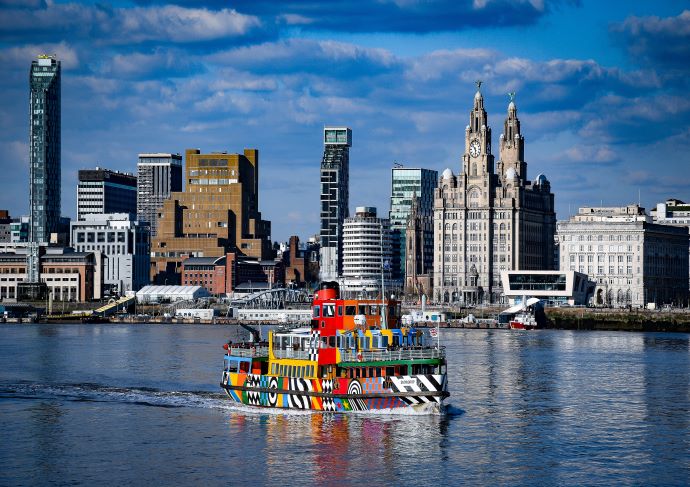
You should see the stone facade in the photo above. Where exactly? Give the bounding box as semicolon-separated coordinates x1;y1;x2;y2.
433;86;556;304
557;205;688;307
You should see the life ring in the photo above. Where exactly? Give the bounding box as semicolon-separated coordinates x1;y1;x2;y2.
357;352;363;362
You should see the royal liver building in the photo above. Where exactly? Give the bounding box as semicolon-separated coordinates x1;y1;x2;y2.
433;83;556;304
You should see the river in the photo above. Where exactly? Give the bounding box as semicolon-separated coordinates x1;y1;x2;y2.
1;324;688;485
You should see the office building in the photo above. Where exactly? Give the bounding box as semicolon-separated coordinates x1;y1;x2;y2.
71;213;150;295
434;85;556;304
389;167;437;290
405;195;435;297
29;55;61;244
340;207;391;294
0;247;102;302
10;216;29;243
320;127;351;281
137;153;183;236
77;168;137;220
650;198;690;291
557;205;688;307
151;148;272;284
0;211;11;243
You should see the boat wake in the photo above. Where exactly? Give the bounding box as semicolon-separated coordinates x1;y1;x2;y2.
0;380;230;410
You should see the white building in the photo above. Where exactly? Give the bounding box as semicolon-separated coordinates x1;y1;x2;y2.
135;285;210;304
557;205;688;307
71;213;150;295
340;207;392;294
650;198;690;291
500;270;595;306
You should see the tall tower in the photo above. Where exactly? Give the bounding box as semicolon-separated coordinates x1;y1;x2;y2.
497;92;526;182
137;153;183;236
319;127;351;281
29;55;61;244
463;81;493;183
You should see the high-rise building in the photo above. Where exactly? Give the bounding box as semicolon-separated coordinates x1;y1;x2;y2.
77;168;137;220
389;167;437;285
137;153;183;236
340;206;391;294
319;127;351;281
29;55;61;244
650;198;690;292
557;205;688;307
434;85;556;304
0;210;11;243
71;213;150;295
405;194;435;297
150;148;272;284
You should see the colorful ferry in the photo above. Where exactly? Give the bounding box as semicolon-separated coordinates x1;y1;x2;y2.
221;282;449;413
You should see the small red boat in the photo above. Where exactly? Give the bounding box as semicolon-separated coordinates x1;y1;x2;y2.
509;312;538;330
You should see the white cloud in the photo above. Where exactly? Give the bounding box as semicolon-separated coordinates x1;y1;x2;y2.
0;41;78;69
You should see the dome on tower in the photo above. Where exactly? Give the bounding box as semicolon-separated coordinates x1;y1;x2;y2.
508;100;516;111
442;168;454;179
534;173;549;185
505;167;518;179
474;90;482;100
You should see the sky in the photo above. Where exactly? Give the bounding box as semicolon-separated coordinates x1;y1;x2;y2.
1;0;689;242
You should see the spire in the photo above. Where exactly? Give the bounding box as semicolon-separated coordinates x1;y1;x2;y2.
473;80;484;110
503;91;521;142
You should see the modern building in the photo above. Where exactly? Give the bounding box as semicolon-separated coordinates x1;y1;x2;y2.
29;55;61;244
557;205;688;307
389;167;437;286
71;213;150;295
340;207;391;294
650;198;690;291
77;168;137;220
319;127;351;281
137;153;183;237
500;270;595;306
150;148;272;284
0;247;102;302
10;216;29;243
0;211;11;243
434;85;556;305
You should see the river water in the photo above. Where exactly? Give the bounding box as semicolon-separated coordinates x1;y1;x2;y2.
1;324;688;486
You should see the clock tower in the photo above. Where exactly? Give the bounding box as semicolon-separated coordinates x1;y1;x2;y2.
463;81;493;179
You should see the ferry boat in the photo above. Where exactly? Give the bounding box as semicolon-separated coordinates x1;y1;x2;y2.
220;282;449;413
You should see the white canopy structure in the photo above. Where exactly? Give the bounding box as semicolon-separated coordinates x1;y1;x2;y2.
135;285;211;304
502;297;541;315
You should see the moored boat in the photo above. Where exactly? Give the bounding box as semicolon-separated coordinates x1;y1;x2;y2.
220;282;449;413
509;311;538;330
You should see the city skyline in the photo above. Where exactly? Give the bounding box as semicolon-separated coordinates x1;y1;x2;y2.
1;1;689;242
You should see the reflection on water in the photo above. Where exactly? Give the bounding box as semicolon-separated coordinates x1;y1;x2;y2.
0;324;689;485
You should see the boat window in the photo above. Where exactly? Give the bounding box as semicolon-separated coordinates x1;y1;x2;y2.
312;306;320;318
329;336;336;348
375;368;381;378
358;305;366;315
365;337;370;350
337;305;343;316
382;336;389;348
228;361;238;373
321;321;326;328
239;361;249;373
371;305;378;316
323;304;335;317
386;366;394;376
345;305;356;316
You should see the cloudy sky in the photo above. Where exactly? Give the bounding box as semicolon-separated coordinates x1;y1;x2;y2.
1;0;689;241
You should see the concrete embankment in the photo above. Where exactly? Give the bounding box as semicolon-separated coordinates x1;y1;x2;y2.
545;308;690;333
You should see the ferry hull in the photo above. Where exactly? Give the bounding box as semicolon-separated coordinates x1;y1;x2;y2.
220;373;448;412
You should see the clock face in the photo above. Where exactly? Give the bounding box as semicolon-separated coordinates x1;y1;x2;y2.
469;139;481;158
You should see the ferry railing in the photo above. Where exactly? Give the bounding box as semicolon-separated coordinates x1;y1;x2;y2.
272;349;312;360
340;347;445;362
226;346;269;358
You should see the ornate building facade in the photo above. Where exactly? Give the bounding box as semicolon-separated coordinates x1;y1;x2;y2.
433;84;556;304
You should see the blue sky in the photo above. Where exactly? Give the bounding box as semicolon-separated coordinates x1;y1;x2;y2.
1;0;689;241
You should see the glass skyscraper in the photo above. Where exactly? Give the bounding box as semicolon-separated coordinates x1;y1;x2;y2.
319;127;351;281
389;167;437;282
29;55;61;244
137;153;182;237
